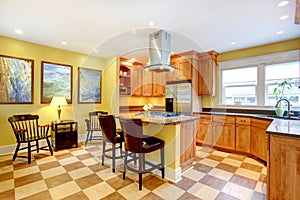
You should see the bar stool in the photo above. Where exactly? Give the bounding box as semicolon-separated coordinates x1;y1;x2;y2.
85;111;108;146
120;118;165;191
99;115;124;172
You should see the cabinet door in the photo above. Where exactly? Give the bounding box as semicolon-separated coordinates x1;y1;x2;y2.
196;121;213;145
142;70;153;96
130;67;142;96
178;59;192;80
180;121;196;172
198;51;218;96
236;125;251;153
213;123;235;150
153;72;165;97
165;61;179;82
269;135;300;200
251;126;267;160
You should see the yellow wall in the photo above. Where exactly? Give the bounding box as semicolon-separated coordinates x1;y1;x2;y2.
0;36;118;147
202;38;300;108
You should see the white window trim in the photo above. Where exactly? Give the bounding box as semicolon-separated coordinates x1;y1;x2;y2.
218;50;300;109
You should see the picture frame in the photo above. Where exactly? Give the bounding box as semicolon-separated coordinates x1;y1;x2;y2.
41;61;72;103
78;67;102;104
0;55;34;104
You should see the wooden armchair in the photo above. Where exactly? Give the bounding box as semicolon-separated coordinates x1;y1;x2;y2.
8;114;53;164
85;111;108;146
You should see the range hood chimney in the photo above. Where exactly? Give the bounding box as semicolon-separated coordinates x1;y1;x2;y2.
144;30;174;72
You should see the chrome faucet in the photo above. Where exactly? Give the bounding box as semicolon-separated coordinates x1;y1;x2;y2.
275;98;291;118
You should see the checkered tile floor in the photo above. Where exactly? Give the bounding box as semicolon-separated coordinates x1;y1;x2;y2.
0;142;267;200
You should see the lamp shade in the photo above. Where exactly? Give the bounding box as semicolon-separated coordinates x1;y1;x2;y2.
50;97;68;106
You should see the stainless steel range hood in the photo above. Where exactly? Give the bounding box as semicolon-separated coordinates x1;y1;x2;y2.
144;30;174;72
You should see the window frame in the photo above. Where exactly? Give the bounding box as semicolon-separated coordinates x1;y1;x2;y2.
218;50;299;110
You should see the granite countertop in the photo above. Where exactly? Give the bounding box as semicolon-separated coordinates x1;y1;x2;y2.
195;111;300;138
267;119;300;138
118;113;199;125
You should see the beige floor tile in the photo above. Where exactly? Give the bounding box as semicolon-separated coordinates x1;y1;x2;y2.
188;182;219;200
69;167;93;180
255;181;267;194
182;168;206;181
58;156;80;165
83;182;115;199
243;157;264;166
208;168;233;181
153;183;185;200
118;182;150;199
261;167;267;175
212;150;230;158
81;157;99;166
71;149;89;156
222;182;254;200
15;180;47;199
0;179;14;193
49;181;81;199
0;165;13;174
35;156;58;165
235;168;260;181
14;166;39;178
199;158;219;167
95;167;119;180
221;158;243;167
41;166;67;179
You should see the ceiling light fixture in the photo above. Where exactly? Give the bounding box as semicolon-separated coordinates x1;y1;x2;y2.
280;15;289;20
148;21;154;26
278;1;289;7
276;30;283;34
61;41;68;45
230;41;236;46
14;29;23;35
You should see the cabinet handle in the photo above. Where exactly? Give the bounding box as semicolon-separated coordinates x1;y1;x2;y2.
240;120;246;122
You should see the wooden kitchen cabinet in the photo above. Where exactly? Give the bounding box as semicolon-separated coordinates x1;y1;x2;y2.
212;115;235;150
198;50;218;96
142;70;153;96
130;66;143;96
152;71;165;97
268;135;300;200
195;114;213;146
236;117;251;153
250;118;272;161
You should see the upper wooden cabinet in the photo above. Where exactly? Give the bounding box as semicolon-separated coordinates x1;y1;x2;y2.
198;50;218;96
142;70;153;97
166;51;196;82
152;72;165;97
130;66;143;96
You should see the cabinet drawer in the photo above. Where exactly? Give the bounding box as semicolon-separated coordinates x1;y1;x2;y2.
200;114;212;122
213;115;235;124
251;118;272;129
236;117;250;125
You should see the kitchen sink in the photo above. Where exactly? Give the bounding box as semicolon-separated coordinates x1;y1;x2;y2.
267;115;300;120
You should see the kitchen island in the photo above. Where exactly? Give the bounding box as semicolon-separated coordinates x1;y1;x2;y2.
119;113;199;183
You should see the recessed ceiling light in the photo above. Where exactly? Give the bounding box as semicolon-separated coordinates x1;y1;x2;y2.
278;1;289;7
230;41;236;46
148;21;154;26
280;15;289;20
171;51;175;55
130;58;136;62
61;41;68;45
276;30;283;35
14;29;23;35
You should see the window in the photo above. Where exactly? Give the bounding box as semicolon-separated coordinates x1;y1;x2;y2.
265;61;300;107
222;67;257;105
219;51;300;109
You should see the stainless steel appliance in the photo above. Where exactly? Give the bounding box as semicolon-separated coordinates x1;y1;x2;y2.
165;80;192;116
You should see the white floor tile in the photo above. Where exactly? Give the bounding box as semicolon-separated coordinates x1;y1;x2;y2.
222;182;254;200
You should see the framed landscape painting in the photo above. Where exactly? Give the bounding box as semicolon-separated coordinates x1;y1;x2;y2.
0;55;34;104
78;67;102;103
41;61;72;103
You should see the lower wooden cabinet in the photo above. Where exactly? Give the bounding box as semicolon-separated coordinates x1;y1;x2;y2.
250;118;272;161
180;121;196;172
235;117;251;153
195;114;213;145
212;115;235;150
269;135;300;199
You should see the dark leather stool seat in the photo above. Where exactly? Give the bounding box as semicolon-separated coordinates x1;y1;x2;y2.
120;118;165;191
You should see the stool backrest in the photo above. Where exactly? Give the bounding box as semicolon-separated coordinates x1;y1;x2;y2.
88;111;108;131
98;115;117;143
119;118;143;153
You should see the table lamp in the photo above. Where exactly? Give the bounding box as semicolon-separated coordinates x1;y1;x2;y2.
50;96;68;123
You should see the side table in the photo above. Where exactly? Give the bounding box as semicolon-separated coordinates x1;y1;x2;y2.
51;120;78;151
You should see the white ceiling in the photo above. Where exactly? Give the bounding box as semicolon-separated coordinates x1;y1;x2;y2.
1;0;299;62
